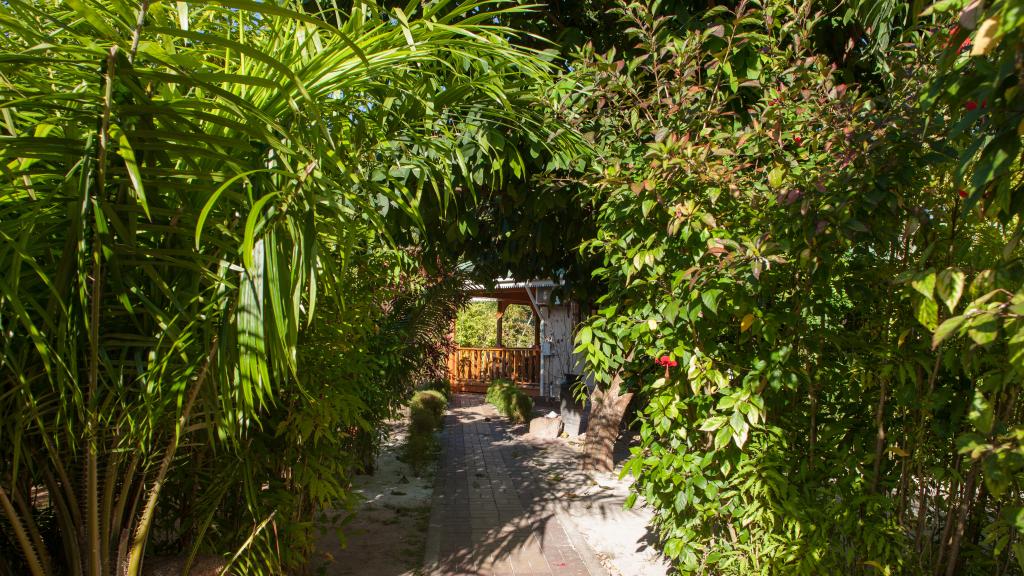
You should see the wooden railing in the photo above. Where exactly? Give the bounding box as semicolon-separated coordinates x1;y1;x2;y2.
448;347;541;396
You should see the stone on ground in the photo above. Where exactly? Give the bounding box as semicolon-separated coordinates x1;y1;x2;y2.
529;414;564;438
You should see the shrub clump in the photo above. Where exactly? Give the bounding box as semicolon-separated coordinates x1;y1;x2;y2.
403;390;448;475
409;390;447;433
485;379;533;423
419;378;452;400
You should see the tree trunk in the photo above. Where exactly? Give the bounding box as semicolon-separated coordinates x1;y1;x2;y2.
582;371;632;472
944;464;979;576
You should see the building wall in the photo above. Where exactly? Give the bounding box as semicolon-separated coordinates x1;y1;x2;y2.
534;287;587;398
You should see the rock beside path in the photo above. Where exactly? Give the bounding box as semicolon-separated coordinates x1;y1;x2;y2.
529;415;563;438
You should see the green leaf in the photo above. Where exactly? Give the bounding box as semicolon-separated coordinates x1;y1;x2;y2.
920;0;966;16
932;315;966;349
624;492;638;509
714;426;732;450
109;124;149;220
642;199;656;217
730;410;749;448
914;297;938;330
967;312;998;346
936;268;965;313
1009;319;1024;373
911;271;936;299
701;289;722;314
674;489;687;512
663;300;681;324
969;388;994;434
700;416;727;432
242;192;280;271
65;0;118;37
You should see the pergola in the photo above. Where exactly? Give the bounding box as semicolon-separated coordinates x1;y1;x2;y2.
449;279;555;397
463;284;540;348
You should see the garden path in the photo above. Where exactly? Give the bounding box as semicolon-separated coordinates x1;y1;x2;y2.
421;395;607;576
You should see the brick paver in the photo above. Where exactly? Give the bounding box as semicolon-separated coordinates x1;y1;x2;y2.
423;395;603;576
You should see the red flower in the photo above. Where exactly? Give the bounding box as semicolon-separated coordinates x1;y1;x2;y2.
656;355;678;368
964;100;978;111
958;189;969;198
958;37;972;54
794;135;803;145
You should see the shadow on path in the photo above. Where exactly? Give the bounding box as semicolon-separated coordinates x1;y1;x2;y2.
422;394;629;576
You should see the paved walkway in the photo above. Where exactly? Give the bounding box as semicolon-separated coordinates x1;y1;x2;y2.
422;395;606;576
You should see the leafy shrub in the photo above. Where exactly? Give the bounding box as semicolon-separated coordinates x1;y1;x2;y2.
571;1;1024;574
401;428;440;477
419;378;452;400
403;390;447;476
485;379;534;423
507;390;534;423
409;390;447;434
408;406;437;435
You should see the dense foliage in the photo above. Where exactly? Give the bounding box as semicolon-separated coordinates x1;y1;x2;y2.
572;1;1024;574
0;1;574;574
2;0;1022;574
455;301;536;348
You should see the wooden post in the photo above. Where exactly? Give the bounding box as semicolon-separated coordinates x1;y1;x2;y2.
496;300;507;348
533;308;540;348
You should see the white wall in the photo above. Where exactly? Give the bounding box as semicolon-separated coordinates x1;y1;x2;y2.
535;287;587;398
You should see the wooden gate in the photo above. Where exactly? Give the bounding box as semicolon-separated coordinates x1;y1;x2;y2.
447;347;541;397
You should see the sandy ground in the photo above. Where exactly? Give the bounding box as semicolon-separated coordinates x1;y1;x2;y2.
521;430;672;576
559;465;672;576
313;403;670;576
314;420;436;576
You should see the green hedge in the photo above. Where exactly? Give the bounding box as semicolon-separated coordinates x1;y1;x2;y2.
419;378;452;400
409;390;447;433
484;379;533;423
403;390;447;476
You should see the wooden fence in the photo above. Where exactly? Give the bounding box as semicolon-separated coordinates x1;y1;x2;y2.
447;347;541;396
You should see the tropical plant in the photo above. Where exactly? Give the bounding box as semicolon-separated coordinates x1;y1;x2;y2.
0;0;577;573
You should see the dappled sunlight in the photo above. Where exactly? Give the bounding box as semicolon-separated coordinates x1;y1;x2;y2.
421;395;665;575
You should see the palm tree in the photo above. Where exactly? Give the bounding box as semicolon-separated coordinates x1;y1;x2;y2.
0;1;579;574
